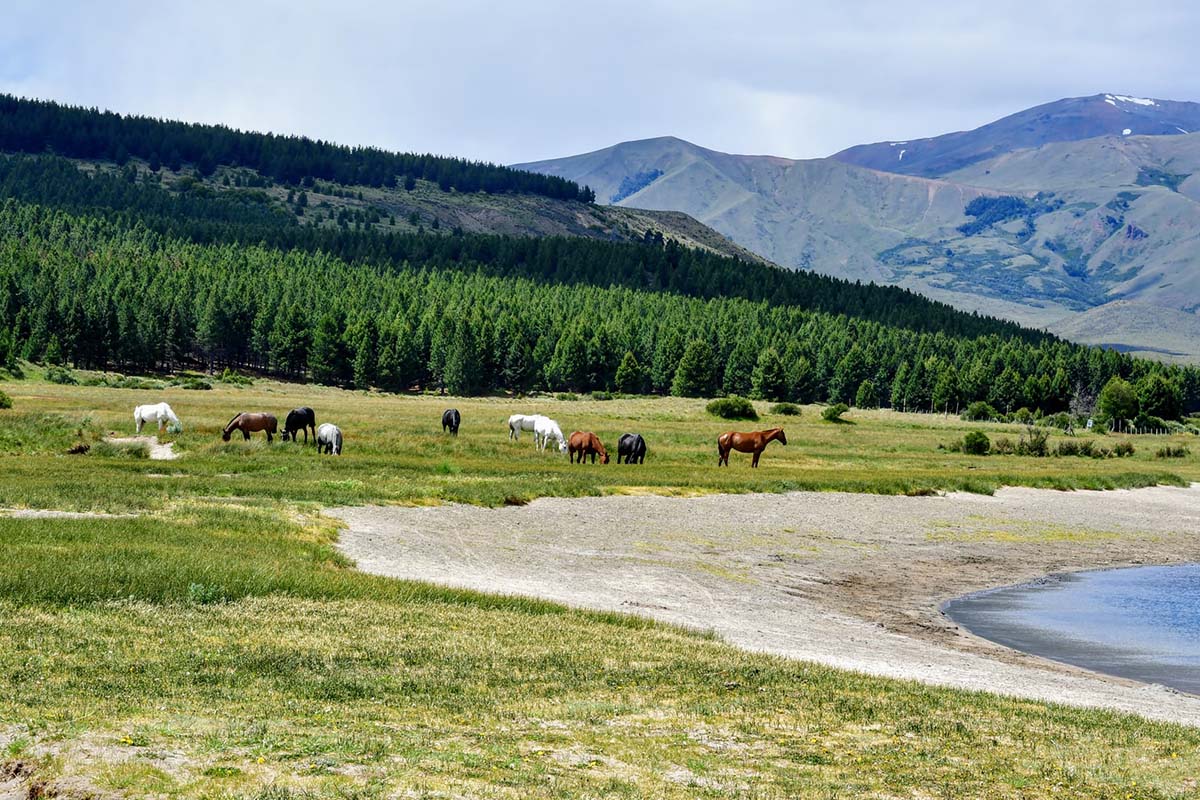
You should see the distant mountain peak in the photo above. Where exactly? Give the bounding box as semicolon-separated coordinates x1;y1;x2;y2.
832;93;1200;177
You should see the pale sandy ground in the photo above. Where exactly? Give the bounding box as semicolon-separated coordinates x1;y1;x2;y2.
105;434;178;460
332;484;1200;726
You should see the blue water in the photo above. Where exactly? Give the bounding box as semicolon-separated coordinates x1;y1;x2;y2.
944;564;1200;694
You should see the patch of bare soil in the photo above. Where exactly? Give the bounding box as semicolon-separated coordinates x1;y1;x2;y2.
331;484;1200;726
104;435;178;460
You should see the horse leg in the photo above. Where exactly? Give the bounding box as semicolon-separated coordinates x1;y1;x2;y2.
242;430;250;441
752;450;761;468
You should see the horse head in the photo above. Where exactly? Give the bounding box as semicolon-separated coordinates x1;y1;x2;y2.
775;428;787;445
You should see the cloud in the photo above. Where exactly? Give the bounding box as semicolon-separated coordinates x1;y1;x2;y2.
2;0;1198;163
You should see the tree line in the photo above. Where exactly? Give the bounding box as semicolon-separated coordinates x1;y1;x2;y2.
0;94;594;201
2;201;1196;418
0;153;1043;341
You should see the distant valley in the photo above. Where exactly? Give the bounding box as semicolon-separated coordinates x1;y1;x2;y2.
516;94;1200;362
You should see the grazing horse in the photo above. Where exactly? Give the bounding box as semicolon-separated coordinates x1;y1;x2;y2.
222;412;278;442
617;433;646;464
507;413;545;441
568;431;609;464
442;408;461;436
717;428;787;468
316;423;343;455
134;402;182;434
534;416;568;453
282;407;317;443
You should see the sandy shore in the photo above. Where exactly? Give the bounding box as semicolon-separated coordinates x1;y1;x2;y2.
331;483;1200;725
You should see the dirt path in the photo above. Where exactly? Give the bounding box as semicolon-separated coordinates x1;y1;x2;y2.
331;484;1200;726
105;435;178;460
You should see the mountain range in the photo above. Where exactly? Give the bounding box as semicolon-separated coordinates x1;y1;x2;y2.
515;94;1200;362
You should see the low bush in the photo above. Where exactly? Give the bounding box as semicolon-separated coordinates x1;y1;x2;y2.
0;389;10;410
590;391;614;401
554;392;580;402
174;377;212;391
1016;426;1050;457
1010;407;1035;425
770;402;801;416
1054;439;1095;458
45;365;77;385
218;368;254;386
1114;441;1136;458
706;395;758;420
1133;412;1169;433
821;403;850;423
1155;445;1190;459
1038;412;1072;430
961;401;998;422
961;430;991;455
992;436;1015;455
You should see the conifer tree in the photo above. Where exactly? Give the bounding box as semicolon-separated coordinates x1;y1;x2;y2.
671;339;716;397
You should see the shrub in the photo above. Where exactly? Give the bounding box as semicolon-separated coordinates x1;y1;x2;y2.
1155;445;1190;459
770;402;801;416
0;389;11;410
821;403;849;423
1016;426;1050;457
554;392;580;402
992;436;1015;455
706;395;758;421
961;431;991;455
589;391;614;401
1054;440;1095;458
1038;412;1072;430
961;401;998;422
1011;407;1035;425
176;377;212;390
1114;441;1136;458
45;365;77;385
218;368;254;386
1133;412;1168;433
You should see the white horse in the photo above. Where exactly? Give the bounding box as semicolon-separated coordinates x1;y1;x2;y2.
534;416;568;453
507;413;546;441
134;402;182;434
316;423;343;455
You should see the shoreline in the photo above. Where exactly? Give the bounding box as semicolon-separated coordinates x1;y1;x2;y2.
944;563;1200;695
331;483;1200;725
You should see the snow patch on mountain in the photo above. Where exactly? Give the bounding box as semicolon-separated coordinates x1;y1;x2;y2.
1107;94;1158;107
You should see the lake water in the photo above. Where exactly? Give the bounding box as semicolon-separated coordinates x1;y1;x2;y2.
943;564;1200;695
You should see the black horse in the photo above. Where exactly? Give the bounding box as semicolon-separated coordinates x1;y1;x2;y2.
441;408;461;436
282;406;317;444
617;433;647;464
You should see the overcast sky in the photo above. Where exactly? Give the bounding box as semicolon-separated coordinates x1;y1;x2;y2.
3;1;1199;165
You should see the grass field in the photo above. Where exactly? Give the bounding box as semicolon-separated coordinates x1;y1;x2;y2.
2;370;1199;798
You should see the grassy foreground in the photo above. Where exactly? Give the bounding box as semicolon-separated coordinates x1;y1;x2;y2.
2;374;1199;798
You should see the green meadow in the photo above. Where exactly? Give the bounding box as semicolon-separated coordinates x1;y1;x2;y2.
2;371;1199;798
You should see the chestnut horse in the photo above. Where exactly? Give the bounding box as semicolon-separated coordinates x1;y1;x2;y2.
717;428;786;467
222;412;278;442
568;431;609;464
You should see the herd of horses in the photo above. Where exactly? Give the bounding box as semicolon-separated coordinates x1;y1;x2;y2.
133;403;787;467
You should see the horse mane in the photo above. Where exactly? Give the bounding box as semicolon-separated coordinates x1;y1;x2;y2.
223;412;243;432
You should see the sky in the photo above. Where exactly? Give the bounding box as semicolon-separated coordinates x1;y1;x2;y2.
3;1;1200;165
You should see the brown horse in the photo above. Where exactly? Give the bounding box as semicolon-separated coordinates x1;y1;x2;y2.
717;428;786;467
222;412;278;442
568;431;609;464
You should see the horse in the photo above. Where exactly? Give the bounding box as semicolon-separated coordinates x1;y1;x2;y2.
281;407;316;443
717;428;787;468
316;423;343;455
222;412;278;442
617;433;646;464
568;431;609;464
442;408;461;436
133;402;182;434
534;416;568;453
508;413;545;441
